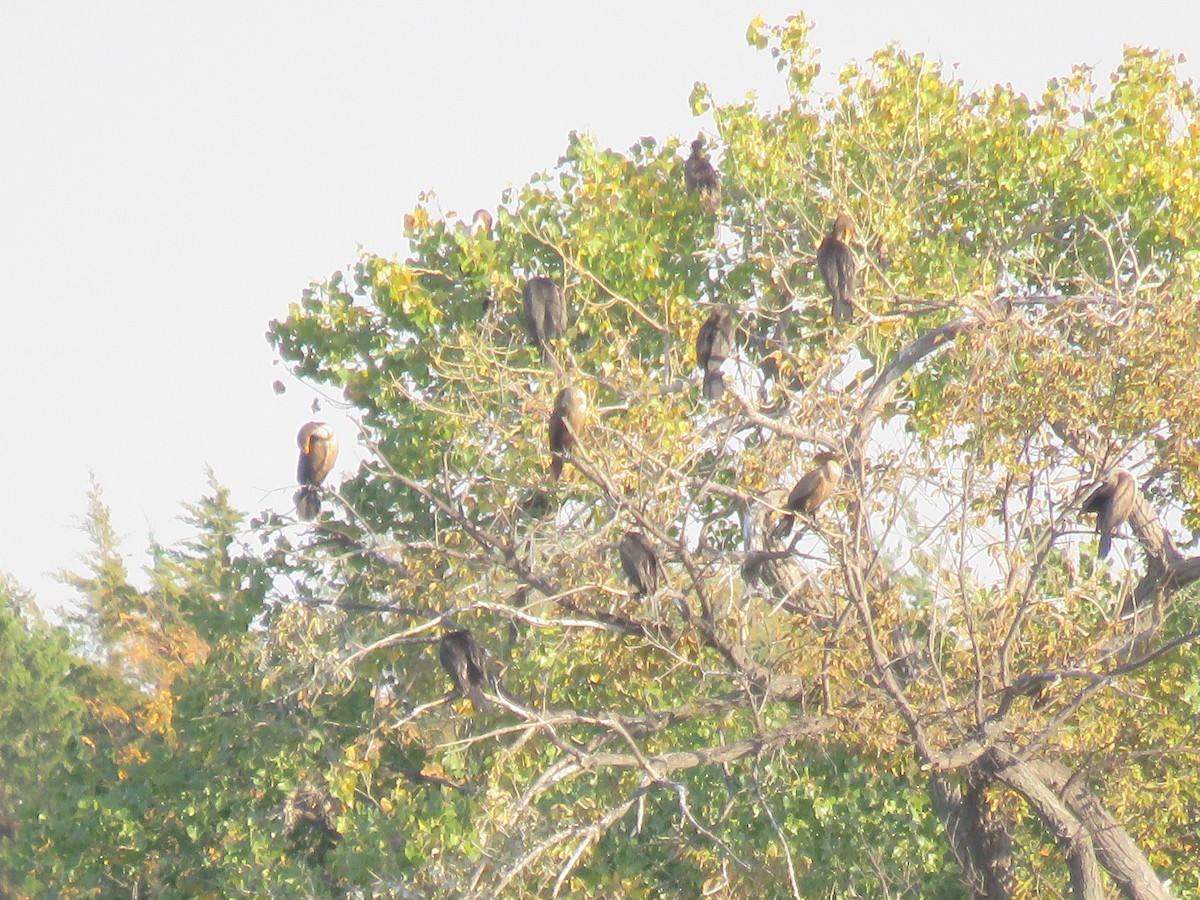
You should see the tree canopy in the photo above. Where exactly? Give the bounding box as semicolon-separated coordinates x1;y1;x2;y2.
5;15;1200;899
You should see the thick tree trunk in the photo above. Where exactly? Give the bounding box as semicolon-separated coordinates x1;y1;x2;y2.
991;757;1104;899
993;756;1172;900
1040;760;1174;900
931;771;1015;899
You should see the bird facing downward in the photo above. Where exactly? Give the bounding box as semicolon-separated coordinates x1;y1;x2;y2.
684;139;721;214
438;629;492;714
695;309;734;401
548;387;588;481
1081;469;1138;559
619;531;661;597
817;215;857;323
295;422;339;521
774;451;843;538
522;277;566;363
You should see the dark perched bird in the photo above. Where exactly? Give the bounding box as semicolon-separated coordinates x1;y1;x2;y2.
294;422;339;521
522;277;566;362
774;451;843;538
1081;469;1138;559
619;531;661;597
515;488;554;520
549;387;587;481
684;139;721;213
817;215;857;323
438;629;492;713
741;550;780;585
695;309;734;400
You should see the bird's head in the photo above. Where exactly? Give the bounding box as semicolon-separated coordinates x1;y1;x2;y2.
831;215;855;240
298;421;331;452
555;386;587;417
470;209;493;236
813;451;842;476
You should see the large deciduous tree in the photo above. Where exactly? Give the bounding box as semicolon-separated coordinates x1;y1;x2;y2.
9;14;1200;898
262;16;1200;898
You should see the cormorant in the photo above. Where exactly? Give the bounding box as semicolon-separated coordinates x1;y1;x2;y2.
549;387;587;481
684;139;721;214
295;422;339;521
438;629;492;713
817;215;857;323
774;451;843;538
1082;469;1137;559
695;309;734;400
522;277;566;363
619;531;661;597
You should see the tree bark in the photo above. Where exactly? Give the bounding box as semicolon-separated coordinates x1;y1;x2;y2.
931;771;1015;900
992;757;1104;899
993;756;1173;900
1039;760;1174;900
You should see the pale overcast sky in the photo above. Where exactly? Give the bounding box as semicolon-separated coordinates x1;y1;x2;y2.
2;2;1197;613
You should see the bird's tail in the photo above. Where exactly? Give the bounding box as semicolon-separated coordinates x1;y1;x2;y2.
771;514;795;540
541;344;566;378
702;369;726;401
466;683;491;714
832;296;853;323
295;486;321;521
1098;528;1113;560
550;454;564;482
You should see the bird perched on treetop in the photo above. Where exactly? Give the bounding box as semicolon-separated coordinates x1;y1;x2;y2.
774;451;843;538
684;139;721;214
619;531;661;597
438;629;492;714
548;387;587;481
470;209;493;238
522;277;566;364
695;309;734;401
1081;469;1138;559
817;215;857;323
295;422;338;521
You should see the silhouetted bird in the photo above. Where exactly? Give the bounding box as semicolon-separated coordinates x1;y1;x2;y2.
619;531;661;597
549;387;587;481
522;277;566;363
438;629;492;713
1082;469;1137;559
515;488;554;520
774;451;843;538
817;215;857;323
470;209;493;238
295;422;339;521
684;139;721;214
695;309;734;400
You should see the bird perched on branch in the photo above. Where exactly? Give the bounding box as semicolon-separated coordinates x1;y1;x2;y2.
1081;469;1137;559
817;215;857;323
695;309;734;401
619;531;661;597
522;277;566;364
684;139;721;214
774;451;843;538
549;387;587;481
438;629;492;714
294;422;338;521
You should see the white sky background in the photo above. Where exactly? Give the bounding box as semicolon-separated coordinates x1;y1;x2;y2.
2;1;1197;613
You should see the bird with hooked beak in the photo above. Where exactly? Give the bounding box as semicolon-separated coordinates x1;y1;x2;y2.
773;451;843;539
295;422;338;521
